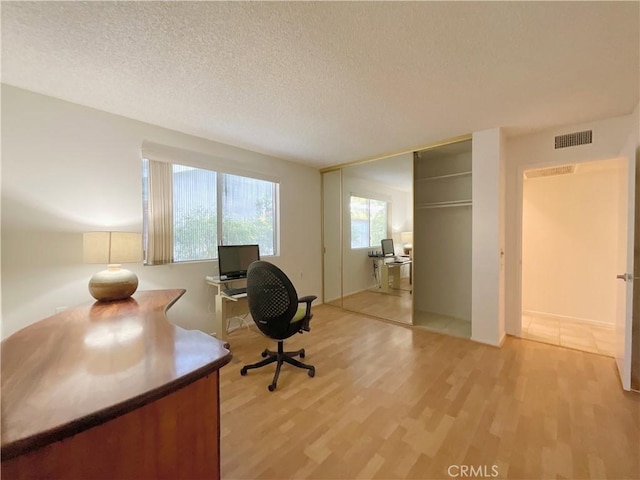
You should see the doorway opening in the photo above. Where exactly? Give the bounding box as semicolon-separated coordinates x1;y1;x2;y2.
520;157;627;357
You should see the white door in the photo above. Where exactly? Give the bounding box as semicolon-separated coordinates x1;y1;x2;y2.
615;155;635;391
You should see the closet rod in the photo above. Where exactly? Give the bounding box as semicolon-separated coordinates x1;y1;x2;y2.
416;201;472;210
415;171;472;182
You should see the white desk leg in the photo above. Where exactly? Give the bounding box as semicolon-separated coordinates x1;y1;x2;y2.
214;295;227;341
381;262;389;293
391;266;401;289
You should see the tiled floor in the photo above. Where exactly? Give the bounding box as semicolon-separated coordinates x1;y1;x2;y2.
414;310;472;339
521;313;616;357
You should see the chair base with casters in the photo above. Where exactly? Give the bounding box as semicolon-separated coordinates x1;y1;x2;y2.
240;340;315;391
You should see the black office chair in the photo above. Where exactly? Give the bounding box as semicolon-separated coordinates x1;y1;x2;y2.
240;261;316;391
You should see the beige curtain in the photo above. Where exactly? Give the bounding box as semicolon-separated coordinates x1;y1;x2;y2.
147;160;174;265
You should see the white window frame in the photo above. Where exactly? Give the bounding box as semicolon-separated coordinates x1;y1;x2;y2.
141;144;280;264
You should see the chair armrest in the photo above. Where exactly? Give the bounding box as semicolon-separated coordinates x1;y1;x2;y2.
297;295;317;331
298;295;316;315
298;295;317;304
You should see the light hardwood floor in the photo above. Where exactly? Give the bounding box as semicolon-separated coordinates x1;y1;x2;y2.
332;277;413;325
220;305;639;480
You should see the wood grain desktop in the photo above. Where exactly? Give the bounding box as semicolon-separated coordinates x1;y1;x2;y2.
1;289;232;479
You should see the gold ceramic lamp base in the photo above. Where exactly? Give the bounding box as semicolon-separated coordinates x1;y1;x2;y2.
89;264;139;302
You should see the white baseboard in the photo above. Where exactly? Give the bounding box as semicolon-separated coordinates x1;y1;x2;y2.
470;335;502;347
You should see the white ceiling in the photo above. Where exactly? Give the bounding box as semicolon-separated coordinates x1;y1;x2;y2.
2;1;638;169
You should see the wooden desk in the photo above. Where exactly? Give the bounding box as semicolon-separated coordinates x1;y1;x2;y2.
1;289;232;479
205;276;250;340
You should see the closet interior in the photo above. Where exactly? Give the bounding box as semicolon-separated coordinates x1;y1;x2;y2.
413;139;472;338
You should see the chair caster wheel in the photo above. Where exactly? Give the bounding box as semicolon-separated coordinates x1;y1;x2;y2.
308;367;315;377
240;367;248;376
268;384;276;392
261;350;268;358
300;350;305;358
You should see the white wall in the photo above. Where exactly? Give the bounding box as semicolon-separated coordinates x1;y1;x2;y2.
522;160;624;325
1;85;322;338
472;128;506;346
505;112;638;337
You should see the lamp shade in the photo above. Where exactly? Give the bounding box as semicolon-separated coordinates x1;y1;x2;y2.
83;232;143;264
84;232;142;302
400;231;413;245
400;231;413;255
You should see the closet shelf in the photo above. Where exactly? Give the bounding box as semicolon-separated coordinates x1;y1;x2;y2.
416;200;472;209
415;171;472;182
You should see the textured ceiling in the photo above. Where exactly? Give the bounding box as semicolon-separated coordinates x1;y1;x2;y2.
2;1;638;169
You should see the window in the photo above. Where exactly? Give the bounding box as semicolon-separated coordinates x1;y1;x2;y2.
142;159;278;264
350;195;388;248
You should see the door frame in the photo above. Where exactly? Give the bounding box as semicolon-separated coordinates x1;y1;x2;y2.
617;153;636;391
515;155;634;389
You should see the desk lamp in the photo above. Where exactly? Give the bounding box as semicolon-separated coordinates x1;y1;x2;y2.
401;231;413;256
84;232;143;302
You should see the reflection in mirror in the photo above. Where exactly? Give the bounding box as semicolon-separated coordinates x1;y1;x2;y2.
339;153;413;324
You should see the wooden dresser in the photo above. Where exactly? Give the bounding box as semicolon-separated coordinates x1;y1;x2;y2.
1;289;232;479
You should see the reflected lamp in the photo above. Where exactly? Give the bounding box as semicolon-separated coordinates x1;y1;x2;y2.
401;231;413;255
84;232;142;302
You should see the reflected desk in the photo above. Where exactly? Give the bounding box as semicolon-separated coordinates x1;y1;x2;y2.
1;289;232;479
205;275;250;340
374;257;412;293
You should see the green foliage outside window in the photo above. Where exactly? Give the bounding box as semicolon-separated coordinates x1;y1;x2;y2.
350;195;388;248
143;159;278;263
174;207;217;262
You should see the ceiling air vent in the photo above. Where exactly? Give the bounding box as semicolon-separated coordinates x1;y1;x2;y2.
555;130;592;149
524;164;576;179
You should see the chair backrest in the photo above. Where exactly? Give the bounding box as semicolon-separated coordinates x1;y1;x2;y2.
246;261;300;340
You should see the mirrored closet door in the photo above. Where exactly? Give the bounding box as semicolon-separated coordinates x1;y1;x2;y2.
322;137;473;338
322;169;342;308
322;153;414;325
